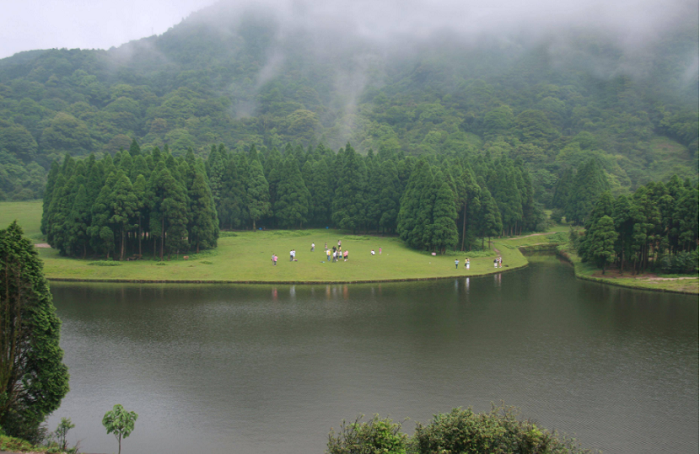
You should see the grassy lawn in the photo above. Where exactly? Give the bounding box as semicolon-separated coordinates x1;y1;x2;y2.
0;200;43;240
3;200;695;292
36;229;526;283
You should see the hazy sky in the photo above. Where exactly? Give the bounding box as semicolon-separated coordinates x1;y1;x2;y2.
0;0;215;59
0;0;695;60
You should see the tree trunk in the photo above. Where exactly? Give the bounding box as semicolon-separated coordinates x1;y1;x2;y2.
461;203;467;251
138;215;142;256
160;218;165;261
120;228;125;261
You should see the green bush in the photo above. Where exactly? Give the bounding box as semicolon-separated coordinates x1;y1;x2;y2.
327;415;407;454
413;405;592;454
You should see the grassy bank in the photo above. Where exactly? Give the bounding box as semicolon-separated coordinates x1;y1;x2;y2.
3;201;696;292
37;229;527;283
0;200;526;283
556;243;699;295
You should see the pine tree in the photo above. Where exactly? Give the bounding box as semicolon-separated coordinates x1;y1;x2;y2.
275;154;310;228
565;159;609;225
188;171;219;253
587;216;618;274
41;161;60;236
247;158;271;230
431;181;459;254
377;160;401;233
331;144;367;233
0;222;69;440
66;185;91;258
109;171;138;261
478;187;502;250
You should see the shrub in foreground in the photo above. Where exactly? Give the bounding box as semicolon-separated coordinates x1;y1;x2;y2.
327;415;407;454
414;406;592;454
327;405;593;454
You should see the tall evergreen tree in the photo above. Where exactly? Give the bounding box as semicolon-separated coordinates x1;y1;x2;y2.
247;158;271;230
0;222;69;441
331;144;368;233
431;180;459;254
275;154;310;228
187;171;219;253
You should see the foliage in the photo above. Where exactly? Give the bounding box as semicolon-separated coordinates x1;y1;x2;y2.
327;415;407;454
0;2;696;203
102;404;138;454
328;405;593;454
577;178;699;274
53;417;75;452
0;222;69;442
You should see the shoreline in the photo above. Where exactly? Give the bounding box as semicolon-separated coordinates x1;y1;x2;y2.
46;260;528;285
555;246;698;295
38;237;697;294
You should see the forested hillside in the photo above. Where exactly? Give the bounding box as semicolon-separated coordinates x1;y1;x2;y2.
0;1;697;203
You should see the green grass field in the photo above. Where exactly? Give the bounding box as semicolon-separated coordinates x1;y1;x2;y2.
0;200;43;240
35;229;526;283
2;200;695;292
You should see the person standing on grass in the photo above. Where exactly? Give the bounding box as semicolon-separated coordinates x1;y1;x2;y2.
338;239;341;248
344;250;348;261
379;247;382;255
371;249;375;256
455;259;459;269
273;254;277;266
311;242;315;252
465;258;470;270
326;249;331;261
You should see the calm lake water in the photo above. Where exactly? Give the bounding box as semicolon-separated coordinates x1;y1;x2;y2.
48;257;698;454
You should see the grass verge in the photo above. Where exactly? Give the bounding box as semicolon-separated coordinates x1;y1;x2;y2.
556;243;699;295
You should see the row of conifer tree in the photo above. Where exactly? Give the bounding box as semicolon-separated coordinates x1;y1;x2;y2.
42;140;546;259
573;176;699;274
205;142;543;253
42;141;219;260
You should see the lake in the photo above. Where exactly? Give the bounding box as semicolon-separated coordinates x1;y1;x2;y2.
48;257;698;453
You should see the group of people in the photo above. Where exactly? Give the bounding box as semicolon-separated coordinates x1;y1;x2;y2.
453;257;502;270
272;240;389;265
455;258;471;269
324;240;348;262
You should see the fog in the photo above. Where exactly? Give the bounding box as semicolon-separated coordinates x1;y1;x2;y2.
1;0;696;60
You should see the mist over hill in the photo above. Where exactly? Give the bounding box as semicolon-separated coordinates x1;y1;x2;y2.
0;0;697;202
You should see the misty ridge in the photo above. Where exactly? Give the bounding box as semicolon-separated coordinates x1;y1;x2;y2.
0;0;697;203
109;0;699;113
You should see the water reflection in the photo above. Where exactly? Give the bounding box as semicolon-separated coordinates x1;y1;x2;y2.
48;260;698;454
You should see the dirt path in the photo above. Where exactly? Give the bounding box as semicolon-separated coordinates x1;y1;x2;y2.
640;276;698;281
504;231;557;240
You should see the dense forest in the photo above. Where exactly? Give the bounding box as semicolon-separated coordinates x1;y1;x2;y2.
574;176;699;274
0;2;697;203
42;139;543;258
42;142;219;260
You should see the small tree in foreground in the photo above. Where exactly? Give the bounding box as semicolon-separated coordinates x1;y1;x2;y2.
102;404;138;454
54;417;75;451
